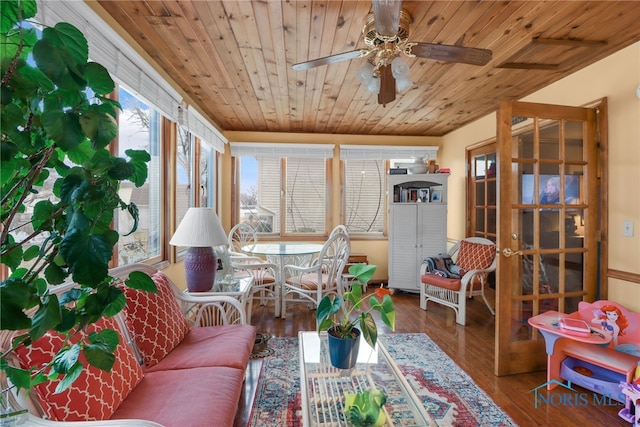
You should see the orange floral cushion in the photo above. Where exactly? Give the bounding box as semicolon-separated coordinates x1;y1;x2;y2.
14;317;143;421
455;240;496;272
119;271;189;367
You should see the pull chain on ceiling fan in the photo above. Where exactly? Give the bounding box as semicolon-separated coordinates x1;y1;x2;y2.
292;0;493;106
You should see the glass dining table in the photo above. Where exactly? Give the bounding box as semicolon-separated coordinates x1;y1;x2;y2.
241;242;324;316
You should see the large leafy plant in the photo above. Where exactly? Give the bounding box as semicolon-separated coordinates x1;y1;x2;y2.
317;264;395;350
1;0;154;397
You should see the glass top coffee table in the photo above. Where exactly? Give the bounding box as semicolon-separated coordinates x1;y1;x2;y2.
298;331;435;427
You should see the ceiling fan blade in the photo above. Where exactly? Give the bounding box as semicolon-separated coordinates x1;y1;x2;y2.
377;64;396;106
292;49;371;71
411;43;492;66
372;0;403;37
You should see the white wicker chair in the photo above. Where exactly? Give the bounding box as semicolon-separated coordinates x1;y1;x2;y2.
227;223;281;319
419;237;497;325
280;232;350;319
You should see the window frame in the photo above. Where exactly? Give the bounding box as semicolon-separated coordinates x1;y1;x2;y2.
230;143;334;238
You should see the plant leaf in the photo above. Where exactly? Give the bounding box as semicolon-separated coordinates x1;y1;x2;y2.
359;313;377;349
51;343;81;375
30;294;62;340
0;0;37;33
54;360;83;393
41;110;84;151
83;329;117;371
125;271;157;292
84;62;114;95
44;263;67;285
316;295;341;330
0;278;33;330
60;230;111;287
4;365;33;392
79;103;118;150
348;263;376;285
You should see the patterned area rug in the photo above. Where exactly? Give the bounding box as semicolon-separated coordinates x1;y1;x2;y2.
248;333;517;427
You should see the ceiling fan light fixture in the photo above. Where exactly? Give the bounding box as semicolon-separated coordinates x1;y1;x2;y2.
367;75;381;94
356;61;375;86
391;56;410;78
391;56;412;92
396;76;412;92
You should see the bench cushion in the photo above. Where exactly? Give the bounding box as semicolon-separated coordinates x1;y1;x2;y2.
120;271;190;367
144;324;257;372
111;366;245;427
14;317;143;421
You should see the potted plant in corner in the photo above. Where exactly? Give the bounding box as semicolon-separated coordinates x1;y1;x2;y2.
1;0;155;418
317;264;395;369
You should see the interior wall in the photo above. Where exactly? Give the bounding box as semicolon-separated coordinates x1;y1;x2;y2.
441;42;640;311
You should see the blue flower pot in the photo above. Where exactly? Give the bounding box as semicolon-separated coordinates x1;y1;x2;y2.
327;327;361;369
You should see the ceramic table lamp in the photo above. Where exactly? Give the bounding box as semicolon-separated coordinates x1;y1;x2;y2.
169;208;227;292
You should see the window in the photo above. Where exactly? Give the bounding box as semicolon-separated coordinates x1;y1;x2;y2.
116;87;162;265
231;143;334;236
176;126;193;226
344;160;386;233
340;145;439;235
199;143;215;208
285;158;327;234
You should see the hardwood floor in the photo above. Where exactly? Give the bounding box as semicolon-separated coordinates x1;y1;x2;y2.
236;289;624;427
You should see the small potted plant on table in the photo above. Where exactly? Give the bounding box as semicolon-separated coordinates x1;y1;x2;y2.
316;264;395;369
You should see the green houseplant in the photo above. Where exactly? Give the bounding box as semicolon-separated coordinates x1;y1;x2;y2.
1;0;155;406
317;264;395;368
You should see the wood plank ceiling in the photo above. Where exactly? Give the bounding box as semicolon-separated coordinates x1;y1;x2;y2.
92;1;640;137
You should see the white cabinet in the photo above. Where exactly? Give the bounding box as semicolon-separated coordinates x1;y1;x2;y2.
388;174;448;292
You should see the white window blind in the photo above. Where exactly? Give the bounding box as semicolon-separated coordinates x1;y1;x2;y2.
339;145;439;161
185;107;227;153
230;143;334;158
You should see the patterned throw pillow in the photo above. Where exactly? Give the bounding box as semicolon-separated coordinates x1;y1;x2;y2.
14;317;143;421
119;271;189;367
455;240;496;272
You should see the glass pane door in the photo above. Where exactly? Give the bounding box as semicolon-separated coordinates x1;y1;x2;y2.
495;100;598;375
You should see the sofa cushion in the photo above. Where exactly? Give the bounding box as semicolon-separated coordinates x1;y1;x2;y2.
144;324;257;372
120;271;190;367
111;366;244;427
14;317;143;422
456;240;496;271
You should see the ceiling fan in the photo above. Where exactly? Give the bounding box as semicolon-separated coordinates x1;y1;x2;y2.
292;0;492;106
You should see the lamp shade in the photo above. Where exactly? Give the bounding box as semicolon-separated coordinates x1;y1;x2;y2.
169;207;227;248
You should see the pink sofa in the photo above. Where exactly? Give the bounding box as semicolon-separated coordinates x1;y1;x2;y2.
1;263;256;427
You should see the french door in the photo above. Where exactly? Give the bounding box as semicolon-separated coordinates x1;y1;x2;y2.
495;100;599;375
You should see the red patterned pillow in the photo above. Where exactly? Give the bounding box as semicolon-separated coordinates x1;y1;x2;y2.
456;240;496;272
119;271;189;367
14;317;143;421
